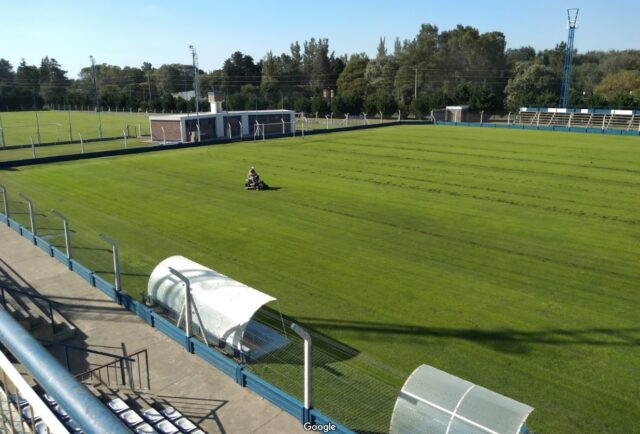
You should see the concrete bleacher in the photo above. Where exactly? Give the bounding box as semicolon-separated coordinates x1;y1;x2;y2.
0;259;76;345
518;108;640;132
0;224;305;434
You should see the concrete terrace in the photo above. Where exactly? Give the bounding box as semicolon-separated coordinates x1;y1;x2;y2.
0;223;305;434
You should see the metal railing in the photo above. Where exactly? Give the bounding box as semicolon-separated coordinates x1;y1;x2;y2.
70;346;150;391
0;308;130;433
0;285;60;334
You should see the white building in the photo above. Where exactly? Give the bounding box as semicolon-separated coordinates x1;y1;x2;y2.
149;92;296;143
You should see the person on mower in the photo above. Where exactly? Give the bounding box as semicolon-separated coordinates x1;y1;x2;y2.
247;167;260;184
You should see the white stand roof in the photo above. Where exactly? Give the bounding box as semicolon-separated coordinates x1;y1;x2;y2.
148;256;276;350
390;365;533;434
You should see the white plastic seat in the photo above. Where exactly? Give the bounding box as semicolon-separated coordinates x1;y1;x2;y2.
136;423;159;434
53;404;70;420
21;405;41;424
155;419;179;434
174;417;197;432
160;406;182;421
41;393;57;406
120;409;144;427
107;398;129;413
142;407;164;423
65;419;84;433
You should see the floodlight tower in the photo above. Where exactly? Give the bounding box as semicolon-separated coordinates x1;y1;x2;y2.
189;45;201;141
560;8;579;108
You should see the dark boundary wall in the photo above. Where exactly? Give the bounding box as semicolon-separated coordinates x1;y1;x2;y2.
0;211;355;434
1;135;133;150
0;122;413;169
435;120;640;136
3;119;638;170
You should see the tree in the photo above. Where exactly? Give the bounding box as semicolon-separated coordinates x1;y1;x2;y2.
310;95;329;114
39;57;69;106
336;54;369;97
608;91;637;109
506;47;536;71
504;63;558;111
302;38;334;92
15;59;42;109
594;70;640;99
0;59;15;101
222;51;261;94
365;37;399;99
377;94;398;116
363;95;377;115
154;64;192;95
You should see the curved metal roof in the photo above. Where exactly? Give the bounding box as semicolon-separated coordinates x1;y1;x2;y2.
148;256;275;350
390;365;533;434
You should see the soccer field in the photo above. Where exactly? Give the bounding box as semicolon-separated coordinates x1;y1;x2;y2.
1;125;638;433
0;110;151;146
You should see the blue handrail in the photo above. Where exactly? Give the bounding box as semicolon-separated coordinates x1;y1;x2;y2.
0;307;130;433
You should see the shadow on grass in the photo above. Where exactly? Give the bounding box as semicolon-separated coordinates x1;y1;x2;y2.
294;317;640;355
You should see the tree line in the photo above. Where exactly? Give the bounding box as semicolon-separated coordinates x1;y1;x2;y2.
1;23;639;115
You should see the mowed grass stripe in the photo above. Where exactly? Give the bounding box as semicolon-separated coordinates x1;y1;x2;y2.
1;125;638;433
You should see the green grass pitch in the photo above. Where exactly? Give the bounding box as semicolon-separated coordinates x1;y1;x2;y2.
1;125;638;433
0;110;151;147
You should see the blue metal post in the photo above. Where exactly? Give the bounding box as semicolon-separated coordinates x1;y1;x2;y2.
0;308;130;433
560;8;579;108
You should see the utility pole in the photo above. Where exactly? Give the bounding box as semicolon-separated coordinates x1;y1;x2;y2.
147;71;152;105
189;45;201;141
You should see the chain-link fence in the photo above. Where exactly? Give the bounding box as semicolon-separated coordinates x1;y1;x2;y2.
244;309;403;433
1;187;406;433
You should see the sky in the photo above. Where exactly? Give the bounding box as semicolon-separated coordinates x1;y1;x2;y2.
2;0;639;78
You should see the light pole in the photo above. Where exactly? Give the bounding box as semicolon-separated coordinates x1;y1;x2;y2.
189;45;201;141
90;56;103;139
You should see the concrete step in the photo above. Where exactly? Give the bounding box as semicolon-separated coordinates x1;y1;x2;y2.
32;321;76;346
1;287;77;345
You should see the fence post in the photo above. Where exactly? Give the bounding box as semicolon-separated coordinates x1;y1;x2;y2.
79;133;84;153
51;210;72;265
99;234;122;299
291;323;312;423
18;193;37;241
0;185;9;225
123;130;128;148
30;136;36;159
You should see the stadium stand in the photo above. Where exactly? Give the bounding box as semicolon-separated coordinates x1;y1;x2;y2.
518;108;640;132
